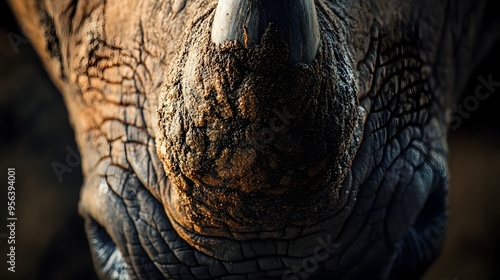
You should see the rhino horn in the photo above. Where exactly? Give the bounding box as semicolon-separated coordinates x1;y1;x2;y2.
211;0;320;64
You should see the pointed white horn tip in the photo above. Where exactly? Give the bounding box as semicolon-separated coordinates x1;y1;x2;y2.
211;0;320;63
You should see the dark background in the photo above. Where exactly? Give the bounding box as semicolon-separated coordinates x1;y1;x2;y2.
0;1;499;279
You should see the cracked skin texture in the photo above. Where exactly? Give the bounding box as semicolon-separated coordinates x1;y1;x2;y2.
7;0;500;279
157;15;360;242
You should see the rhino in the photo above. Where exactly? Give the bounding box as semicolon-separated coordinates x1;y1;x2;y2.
8;0;500;279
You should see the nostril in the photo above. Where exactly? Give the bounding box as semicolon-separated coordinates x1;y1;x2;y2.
85;217;129;279
414;187;447;230
391;185;448;279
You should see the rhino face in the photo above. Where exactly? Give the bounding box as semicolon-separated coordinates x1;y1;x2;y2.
8;0;496;279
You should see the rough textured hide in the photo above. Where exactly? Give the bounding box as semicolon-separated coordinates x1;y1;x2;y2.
7;0;500;279
157;9;360;244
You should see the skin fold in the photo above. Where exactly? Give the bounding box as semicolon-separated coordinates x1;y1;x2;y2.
8;0;499;279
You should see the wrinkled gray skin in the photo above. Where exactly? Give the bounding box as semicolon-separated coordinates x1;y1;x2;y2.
9;0;499;279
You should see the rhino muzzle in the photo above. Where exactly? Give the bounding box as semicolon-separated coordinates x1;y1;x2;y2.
156;3;364;258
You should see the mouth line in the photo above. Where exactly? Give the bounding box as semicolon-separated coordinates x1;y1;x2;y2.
84;185;350;279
